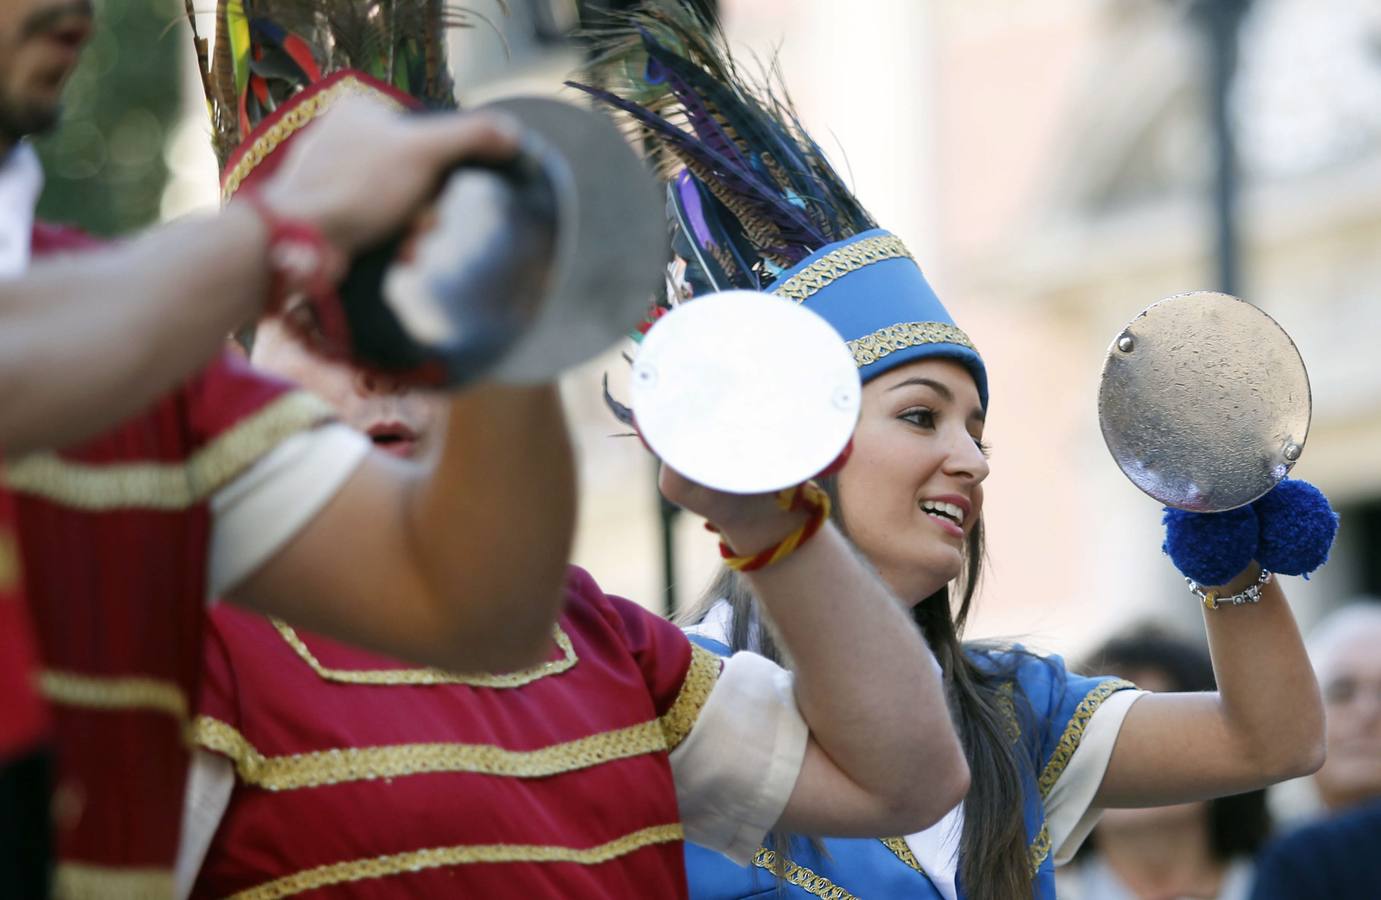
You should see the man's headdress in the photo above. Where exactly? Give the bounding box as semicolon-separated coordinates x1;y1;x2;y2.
568;0;988;407
188;1;481;200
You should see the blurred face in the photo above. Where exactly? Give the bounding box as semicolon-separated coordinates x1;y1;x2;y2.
836;358;989;604
0;0;93;144
250;312;442;460
1315;622;1381;811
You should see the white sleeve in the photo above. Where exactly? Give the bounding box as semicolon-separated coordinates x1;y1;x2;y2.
1047;688;1148;865
173;750;236;899
669;651;809;865
208;423;370;597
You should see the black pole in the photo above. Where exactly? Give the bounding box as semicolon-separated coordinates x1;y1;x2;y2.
658;490;682;616
1191;0;1251;296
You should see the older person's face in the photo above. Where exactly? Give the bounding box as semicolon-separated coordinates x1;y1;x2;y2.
0;0;93;143
1315;620;1381;811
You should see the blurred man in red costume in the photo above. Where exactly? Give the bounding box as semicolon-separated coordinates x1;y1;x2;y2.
167;6;968;898
0;2;587;896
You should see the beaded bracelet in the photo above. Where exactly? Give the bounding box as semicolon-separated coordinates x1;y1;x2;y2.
1186;567;1273;610
708;481;832;573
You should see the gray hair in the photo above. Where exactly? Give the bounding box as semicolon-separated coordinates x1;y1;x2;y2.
1307;600;1381;675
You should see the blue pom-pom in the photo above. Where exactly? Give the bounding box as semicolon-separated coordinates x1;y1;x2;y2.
1162;505;1259;585
1253;478;1339;577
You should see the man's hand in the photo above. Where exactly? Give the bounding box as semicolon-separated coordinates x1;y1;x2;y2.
261;98;520;253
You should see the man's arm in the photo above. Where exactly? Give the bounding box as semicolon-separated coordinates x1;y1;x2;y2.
0;102;516;454
226;381;576;675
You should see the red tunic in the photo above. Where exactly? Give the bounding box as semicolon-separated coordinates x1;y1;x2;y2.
0;482;46;762
191;566;721;899
7;222;331;898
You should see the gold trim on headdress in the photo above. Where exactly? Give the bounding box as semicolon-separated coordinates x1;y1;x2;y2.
847;322;978;369
220;75;408;203
771;235;912;304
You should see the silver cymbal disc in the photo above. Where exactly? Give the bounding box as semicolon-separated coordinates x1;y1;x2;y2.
631;291;861;495
482;96;668;384
1098;291;1311;512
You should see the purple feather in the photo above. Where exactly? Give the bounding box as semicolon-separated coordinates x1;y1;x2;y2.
676;171;718;251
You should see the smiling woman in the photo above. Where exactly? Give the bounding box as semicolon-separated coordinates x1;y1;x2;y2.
578;3;1331;899
837;363;990;604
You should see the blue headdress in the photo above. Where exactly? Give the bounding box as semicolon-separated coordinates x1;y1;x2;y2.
567;0;987;408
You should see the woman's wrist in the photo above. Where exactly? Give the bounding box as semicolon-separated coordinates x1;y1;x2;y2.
714;503;811;560
1200;561;1262;594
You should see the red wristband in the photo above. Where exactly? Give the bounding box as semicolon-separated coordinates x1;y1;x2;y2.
239;187;342;313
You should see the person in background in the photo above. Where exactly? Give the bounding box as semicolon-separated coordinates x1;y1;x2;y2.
1058;624;1271;900
1249;601;1381;899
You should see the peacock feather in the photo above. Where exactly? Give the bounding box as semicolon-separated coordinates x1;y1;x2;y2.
566;0;874;300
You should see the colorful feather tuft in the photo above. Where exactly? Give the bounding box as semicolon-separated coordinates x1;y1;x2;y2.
199;1;490;167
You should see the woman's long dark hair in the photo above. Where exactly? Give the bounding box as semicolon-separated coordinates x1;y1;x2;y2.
678;476;1038;899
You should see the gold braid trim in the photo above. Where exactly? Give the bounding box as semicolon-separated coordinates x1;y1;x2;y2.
226;823;685;900
197;641;722;791
751;848;861;900
879;836;927;876
221;75;406;203
847;322;978;368
0;531;17;592
772;234;912;304
54;862;174;900
39;671;187;721
1028;822;1052;876
1038;678;1137;798
194;712;678;790
3;391;331;511
659;644;722;751
272;619;578;688
997;680;1021;744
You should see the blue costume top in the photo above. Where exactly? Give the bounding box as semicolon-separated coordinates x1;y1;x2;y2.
685;634;1136;900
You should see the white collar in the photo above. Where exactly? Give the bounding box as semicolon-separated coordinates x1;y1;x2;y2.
0;142;45;279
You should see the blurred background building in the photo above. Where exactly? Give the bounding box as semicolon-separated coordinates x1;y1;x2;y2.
41;0;1381;656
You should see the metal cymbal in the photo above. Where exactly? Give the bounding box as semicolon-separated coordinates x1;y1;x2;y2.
352;95;667;386
1098;291;1311;512
631;291;861;495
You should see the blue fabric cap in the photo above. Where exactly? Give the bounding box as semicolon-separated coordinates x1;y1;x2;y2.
770;228;989;409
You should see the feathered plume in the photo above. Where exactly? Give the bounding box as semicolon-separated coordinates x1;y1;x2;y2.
566;0;874;298
192;1;500;166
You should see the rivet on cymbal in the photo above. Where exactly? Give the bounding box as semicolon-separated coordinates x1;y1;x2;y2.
1117;334;1135;353
1283;442;1302;462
